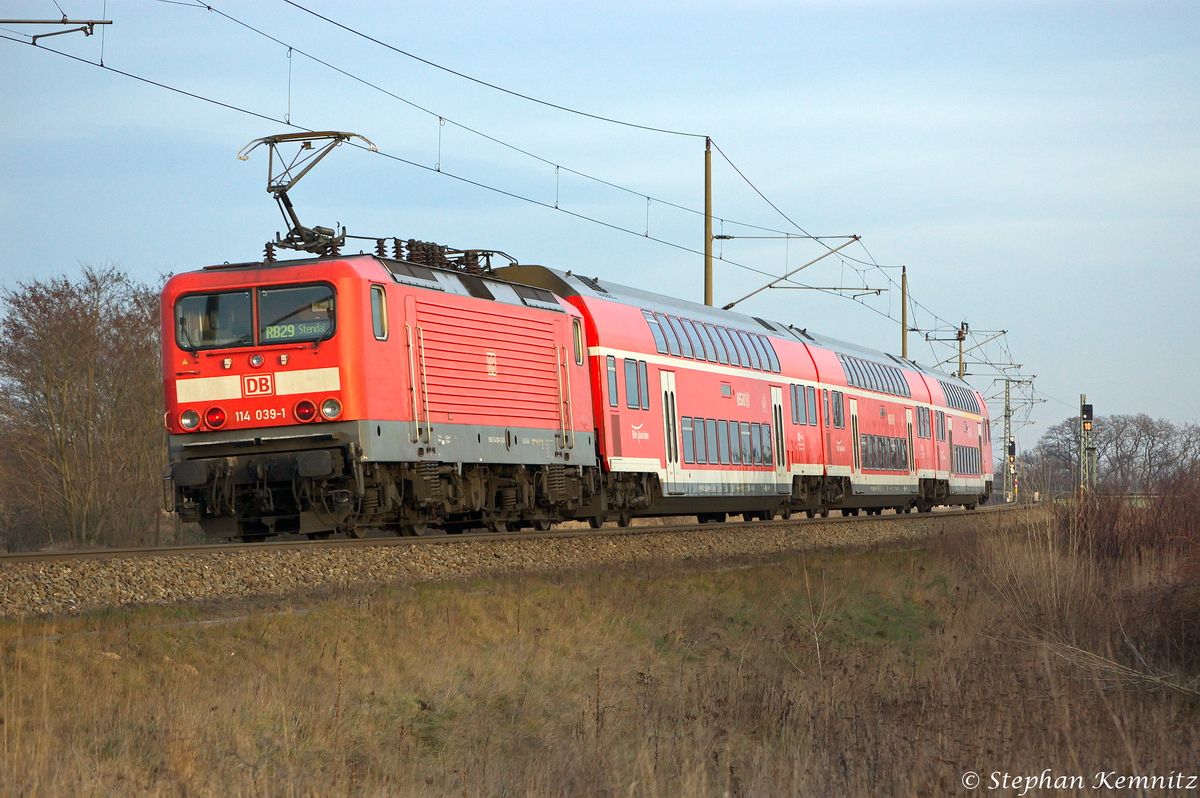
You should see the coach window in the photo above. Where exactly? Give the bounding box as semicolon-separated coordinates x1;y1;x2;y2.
717;420;732;464
681;417;696;464
717;327;741;367
607;356;618;408
733;331;758;370
706;419;720;465
637;361;650;410
655;312;682;356
370;285;388;341
694;419;708;463
699;323;722;363
823;390;831;428
760;336;781;373
682;320;712;362
667;317;694;358
642;311;668;355
806;386;817;426
790;385;800;424
573;319;585;364
749;423;762;465
762;422;774;466
704;323;729;364
798;385;809;425
740;422;753;465
624;359;640;408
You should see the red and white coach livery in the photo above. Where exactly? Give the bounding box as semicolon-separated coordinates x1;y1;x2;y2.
164;250;992;540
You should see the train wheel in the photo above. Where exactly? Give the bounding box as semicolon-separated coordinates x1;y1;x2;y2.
306;531;331;541
617;510;633;528
588;516;604;529
346;526;369;538
397;521;428;537
489;520;509;533
966;502;978;511
805;509;815;519
819;507;829;518
533;519;554;531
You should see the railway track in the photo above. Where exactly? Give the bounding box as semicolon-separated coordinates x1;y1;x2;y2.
0;504;1018;565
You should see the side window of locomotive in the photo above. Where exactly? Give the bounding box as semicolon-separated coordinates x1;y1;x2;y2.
655;312;682;356
258;284;336;344
638;361;650;410
606;356;618;408
642;311;669;355
573;318;585;364
370;285;388;341
667;317;694;358
175;289;254;350
806;386;817;426
624;358;640;409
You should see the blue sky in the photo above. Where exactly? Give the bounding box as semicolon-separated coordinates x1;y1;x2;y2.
2;0;1197;447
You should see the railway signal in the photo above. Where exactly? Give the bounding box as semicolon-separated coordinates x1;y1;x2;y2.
1078;395;1096;495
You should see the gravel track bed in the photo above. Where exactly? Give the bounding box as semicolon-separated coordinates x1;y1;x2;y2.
0;514;990;618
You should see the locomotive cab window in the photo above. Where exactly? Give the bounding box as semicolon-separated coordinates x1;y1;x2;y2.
259;284;336;344
176;289;254;351
370;285;388;341
573;319;585;364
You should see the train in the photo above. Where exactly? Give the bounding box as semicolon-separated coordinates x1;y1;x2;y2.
162;240;993;540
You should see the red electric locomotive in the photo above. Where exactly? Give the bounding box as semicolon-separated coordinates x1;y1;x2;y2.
163;253;596;539
163;248;992;540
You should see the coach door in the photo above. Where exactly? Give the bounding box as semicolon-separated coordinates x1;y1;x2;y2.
770;386;789;492
849;398;860;474
660;371;683;494
906;408;915;474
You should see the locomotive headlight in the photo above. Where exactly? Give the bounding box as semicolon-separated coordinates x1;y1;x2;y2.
180;410;201;431
205;407;227;429
249;354;264;368
321;398;342;420
294;400;317;422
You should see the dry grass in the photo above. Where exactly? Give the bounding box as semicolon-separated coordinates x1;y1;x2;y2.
1;506;1197;796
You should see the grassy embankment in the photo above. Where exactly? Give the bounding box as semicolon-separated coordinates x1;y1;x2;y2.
1;500;1197;796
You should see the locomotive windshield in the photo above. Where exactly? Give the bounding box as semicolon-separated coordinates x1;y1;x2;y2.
176;290;254;351
174;283;335;351
258;284;335;344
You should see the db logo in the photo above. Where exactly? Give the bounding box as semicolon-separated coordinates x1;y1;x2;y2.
242;374;274;397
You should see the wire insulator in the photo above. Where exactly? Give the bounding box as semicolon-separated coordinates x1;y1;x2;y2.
263;242;276;263
375;238;386;258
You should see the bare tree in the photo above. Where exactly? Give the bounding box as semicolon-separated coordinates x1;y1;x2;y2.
1021;413;1200;497
0;265;165;549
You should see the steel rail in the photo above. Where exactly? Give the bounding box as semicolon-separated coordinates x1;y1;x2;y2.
0;505;1021;565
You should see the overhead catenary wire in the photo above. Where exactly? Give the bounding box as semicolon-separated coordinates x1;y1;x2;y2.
0;21;1012;381
165;0;828;242
279;0;706;140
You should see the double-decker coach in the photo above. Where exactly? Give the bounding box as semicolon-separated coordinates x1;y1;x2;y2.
492;265;993;521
